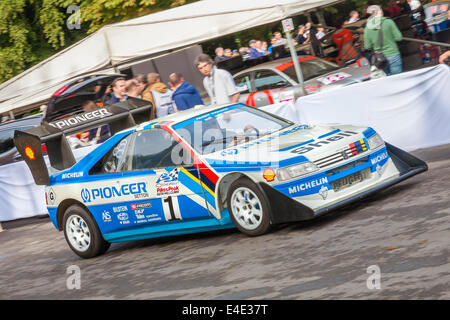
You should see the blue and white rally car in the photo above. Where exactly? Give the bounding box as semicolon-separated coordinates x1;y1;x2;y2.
15;102;427;258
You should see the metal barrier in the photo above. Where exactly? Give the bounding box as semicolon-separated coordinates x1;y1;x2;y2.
402;37;450;48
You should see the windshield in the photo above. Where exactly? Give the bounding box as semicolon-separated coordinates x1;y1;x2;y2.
173;105;293;155
281;58;340;82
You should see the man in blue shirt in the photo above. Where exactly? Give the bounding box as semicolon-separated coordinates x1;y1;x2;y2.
248;40;265;60
169;73;203;111
108;77;127;105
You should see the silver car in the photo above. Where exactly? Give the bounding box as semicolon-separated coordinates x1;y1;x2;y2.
233;55;383;107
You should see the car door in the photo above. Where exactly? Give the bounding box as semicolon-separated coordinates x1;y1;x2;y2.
252;69;292;107
85;129;211;235
126;128;211;224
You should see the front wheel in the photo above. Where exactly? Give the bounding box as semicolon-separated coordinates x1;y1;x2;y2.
227;178;272;236
63;205;110;259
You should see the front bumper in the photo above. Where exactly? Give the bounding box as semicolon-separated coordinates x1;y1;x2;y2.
260;143;428;224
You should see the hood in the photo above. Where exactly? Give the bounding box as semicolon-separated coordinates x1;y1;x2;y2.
173;82;197;97
366;16;386;30
204;124;368;169
151;82;169;93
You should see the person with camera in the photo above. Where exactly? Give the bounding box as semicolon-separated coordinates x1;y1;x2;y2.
364;5;403;75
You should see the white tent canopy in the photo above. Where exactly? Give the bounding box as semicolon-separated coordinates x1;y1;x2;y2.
0;0;341;114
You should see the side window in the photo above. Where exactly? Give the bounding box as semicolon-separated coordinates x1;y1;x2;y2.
131;129;192;170
234;74;252;94
254;70;290;91
89;134;133;174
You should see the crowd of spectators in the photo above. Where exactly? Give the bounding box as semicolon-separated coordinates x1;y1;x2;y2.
2;0;448;126
206;0;447;73
211;22;330;64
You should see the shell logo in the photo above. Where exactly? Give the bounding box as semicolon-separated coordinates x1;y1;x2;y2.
263;168;276;182
24;146;36;160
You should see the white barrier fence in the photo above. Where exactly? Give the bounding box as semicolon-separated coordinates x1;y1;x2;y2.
1;65;449;222
0;145;98;222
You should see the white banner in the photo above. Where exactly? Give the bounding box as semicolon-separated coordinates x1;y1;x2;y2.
0;145;98;222
294;65;450;151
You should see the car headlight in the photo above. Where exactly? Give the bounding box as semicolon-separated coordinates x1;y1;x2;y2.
368;133;384;150
277;162;319;181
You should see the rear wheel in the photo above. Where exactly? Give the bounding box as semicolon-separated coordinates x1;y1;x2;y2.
227;178;272;236
63;205;110;259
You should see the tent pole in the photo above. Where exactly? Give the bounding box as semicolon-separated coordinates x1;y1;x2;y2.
305;11;313;23
315;9;327;27
285;31;307;96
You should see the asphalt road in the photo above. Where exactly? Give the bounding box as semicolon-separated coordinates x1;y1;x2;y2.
1;144;449;300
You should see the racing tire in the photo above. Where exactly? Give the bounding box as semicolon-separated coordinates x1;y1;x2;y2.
227;178;272;236
63;205;110;259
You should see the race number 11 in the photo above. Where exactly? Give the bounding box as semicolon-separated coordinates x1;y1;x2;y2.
162;196;182;221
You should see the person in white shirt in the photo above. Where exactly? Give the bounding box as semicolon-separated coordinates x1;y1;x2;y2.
194;54;240;105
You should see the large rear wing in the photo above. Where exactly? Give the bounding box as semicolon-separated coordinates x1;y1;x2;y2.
14;98;152;185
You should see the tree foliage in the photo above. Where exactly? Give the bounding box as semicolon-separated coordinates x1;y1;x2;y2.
0;0;196;84
0;0;434;84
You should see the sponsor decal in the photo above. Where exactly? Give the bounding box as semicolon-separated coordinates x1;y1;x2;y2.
49;108;111;130
263;168;276;182
134;192;149;199
349;139;368;155
24;146;36;160
317;72;352;85
156;169;180;196
80;182;148;203
376;164;383;176
113;206;128;213
117;212;128;221
62;172;84;179
291;131;358;155
117;212;130;225
288;177;328;194
134;209;145;220
131;202;152;210
48;188;56;205
102;210;112;223
371;152;388;166
220;125;310;156
319;185;329;200
81;188;90;203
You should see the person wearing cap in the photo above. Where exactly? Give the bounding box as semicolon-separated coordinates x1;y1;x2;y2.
249;40;265;60
108;77;127;105
364;4;403;75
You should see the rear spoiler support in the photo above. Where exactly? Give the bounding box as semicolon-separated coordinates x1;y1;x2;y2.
14;98;152;185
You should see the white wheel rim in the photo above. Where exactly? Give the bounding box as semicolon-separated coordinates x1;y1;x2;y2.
66;215;91;252
230;187;263;230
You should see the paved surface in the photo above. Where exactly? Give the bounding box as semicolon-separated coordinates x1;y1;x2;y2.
0;145;449;300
